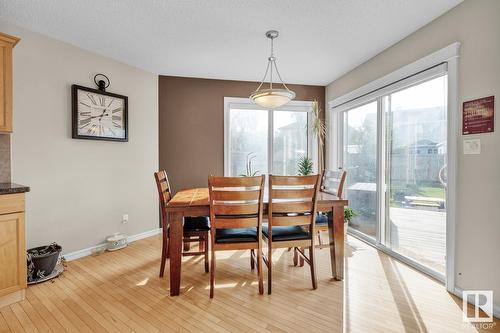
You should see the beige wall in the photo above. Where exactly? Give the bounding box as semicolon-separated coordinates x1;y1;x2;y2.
0;22;159;254
0;134;10;182
326;0;500;306
159;76;325;192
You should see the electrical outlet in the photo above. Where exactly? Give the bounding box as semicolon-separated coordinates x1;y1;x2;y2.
122;214;129;224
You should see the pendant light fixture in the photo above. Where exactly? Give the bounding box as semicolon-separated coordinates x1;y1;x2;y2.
250;30;295;108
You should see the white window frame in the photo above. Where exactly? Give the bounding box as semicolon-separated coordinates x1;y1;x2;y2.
224;97;316;177
327;42;460;292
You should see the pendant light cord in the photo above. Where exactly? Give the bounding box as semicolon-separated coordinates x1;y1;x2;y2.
271;35;274;57
270;37;274;89
274;61;292;92
254;34;292;93
255;60;270;92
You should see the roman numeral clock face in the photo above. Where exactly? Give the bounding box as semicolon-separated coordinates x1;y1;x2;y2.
73;86;128;141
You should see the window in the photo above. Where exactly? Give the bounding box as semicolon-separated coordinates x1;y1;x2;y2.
273;110;309;175
224;98;314;177
228;108;269;176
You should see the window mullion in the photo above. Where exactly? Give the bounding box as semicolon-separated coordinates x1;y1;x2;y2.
377;96;387;246
339;111;345;169
268;110;274;176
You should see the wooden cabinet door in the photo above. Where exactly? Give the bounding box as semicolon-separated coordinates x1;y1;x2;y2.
0;212;26;297
0;39;13;132
0;32;19;133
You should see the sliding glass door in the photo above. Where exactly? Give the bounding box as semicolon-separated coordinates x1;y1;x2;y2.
342;101;378;239
333;66;449;279
385;75;447;274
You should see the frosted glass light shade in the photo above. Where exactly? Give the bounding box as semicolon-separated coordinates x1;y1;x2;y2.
250;89;296;108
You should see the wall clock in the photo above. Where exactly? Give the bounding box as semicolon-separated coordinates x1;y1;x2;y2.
72;80;128;142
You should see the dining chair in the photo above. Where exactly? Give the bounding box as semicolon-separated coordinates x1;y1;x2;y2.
315;169;347;248
208;175;265;298
264;174;321;294
154;170;210;278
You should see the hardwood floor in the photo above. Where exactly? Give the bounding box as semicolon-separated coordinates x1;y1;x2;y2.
0;235;498;332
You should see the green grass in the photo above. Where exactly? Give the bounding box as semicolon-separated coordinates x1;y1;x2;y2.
417;186;445;199
389;183;445;206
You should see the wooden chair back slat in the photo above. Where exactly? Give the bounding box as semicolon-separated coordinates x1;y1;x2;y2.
208;175;265;231
155;171;172;203
209;176;264;187
271;175;319;186
213;217;259;229
271;188;315;199
213;203;260;216
271;215;312;227
154;170;173;224
271;202;314;214
211;190;261;201
320;169;347;198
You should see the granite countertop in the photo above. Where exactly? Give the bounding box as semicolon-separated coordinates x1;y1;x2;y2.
0;183;30;194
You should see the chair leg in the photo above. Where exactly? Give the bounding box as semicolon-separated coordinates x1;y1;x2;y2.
257;249;264;295
210;247;216;298
250;249;255;270
299;247;305;267
267;245;273;295
293;247;298;266
309;246;318;290
183;238;190;252
204;233;209;273
159;229;168;278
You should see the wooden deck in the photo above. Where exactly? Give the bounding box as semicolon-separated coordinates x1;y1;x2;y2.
389;207;446;273
1;235;497;332
349;206;446;273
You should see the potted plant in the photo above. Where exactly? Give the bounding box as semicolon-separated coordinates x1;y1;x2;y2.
239;152;260;177
311;100;326;171
297;155;313;176
344;207;358;236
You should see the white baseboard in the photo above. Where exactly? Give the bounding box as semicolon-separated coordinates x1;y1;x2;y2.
63;228;162;261
127;228;162;243
453;286;500;319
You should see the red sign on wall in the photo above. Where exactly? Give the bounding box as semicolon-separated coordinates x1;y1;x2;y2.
463;96;495;135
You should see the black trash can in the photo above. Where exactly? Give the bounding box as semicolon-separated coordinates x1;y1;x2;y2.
27;243;62;283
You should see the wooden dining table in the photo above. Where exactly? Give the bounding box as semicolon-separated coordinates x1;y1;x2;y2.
166;187;348;296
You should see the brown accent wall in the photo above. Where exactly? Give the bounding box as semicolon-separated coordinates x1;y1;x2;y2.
159;76;325;191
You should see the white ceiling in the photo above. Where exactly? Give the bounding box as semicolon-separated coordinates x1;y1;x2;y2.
0;0;462;85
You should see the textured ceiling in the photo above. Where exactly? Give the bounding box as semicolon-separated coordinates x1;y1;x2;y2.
0;0;462;85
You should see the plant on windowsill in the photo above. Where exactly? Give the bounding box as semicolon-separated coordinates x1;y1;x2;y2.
239;152;260;177
311;100;326;171
344;207;358;236
297;155;313;176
